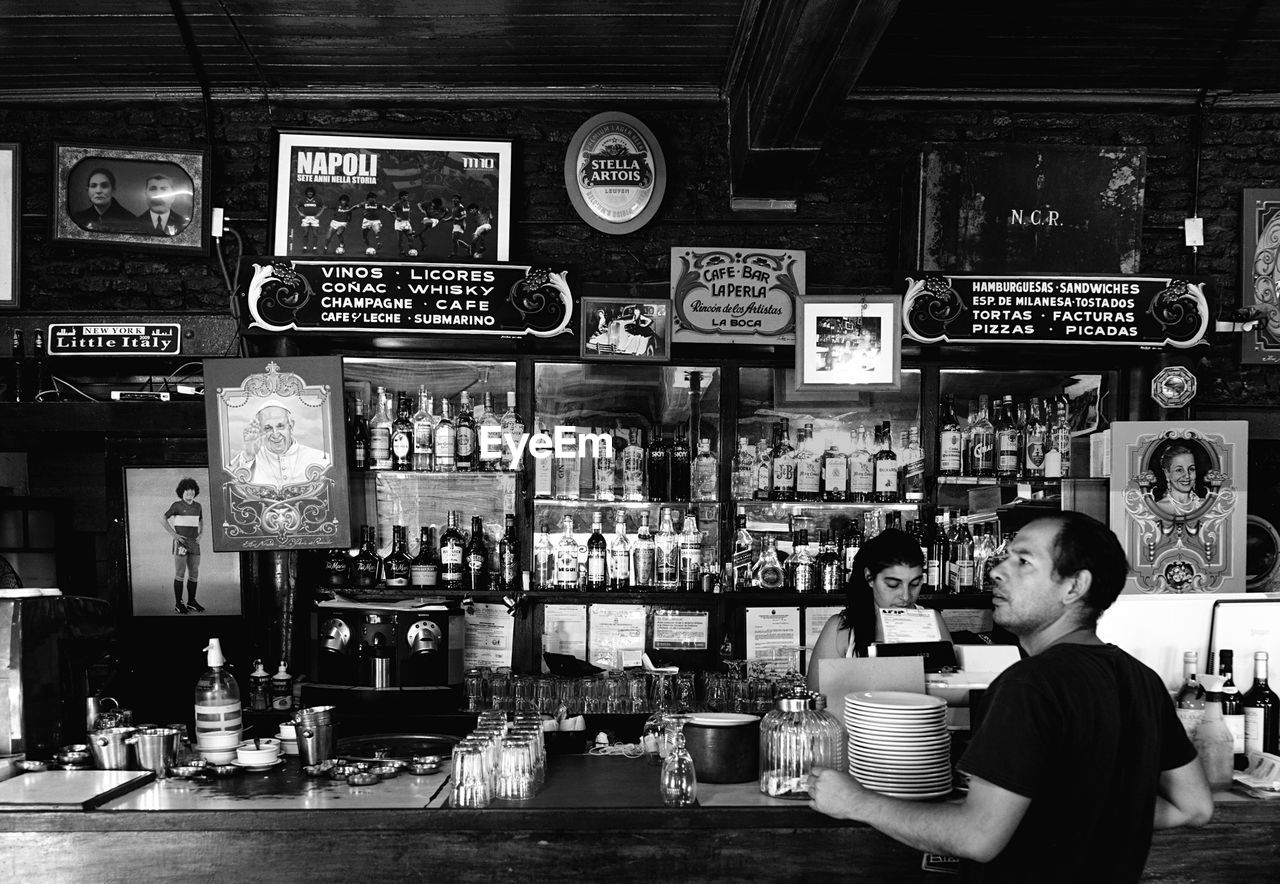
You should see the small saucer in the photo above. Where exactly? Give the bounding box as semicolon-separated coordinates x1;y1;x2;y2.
230;757;284;772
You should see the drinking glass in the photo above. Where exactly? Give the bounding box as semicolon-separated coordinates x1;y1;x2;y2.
495;734;536;800
659;714;697;808
489;668;514;712
702;672;728;712
605;673;627;713
531;677;555;716
451;741;492;808
627;673;650;714
673;672;697;713
464;668;488;713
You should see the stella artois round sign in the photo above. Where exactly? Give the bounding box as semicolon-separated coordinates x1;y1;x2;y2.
564;112;666;235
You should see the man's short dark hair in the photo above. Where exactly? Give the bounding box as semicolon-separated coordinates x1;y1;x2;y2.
86;167;117;189
1042;511;1129;624
175;477;200;498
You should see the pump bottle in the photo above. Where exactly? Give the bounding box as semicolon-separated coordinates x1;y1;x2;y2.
194;638;242;750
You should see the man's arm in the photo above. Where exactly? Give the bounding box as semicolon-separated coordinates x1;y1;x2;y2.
1153;759;1213;829
809;767;1030;863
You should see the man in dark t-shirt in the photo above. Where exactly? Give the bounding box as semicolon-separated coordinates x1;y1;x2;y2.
809;512;1213;882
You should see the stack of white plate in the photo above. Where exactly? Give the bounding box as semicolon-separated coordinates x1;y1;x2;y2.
844;691;952;800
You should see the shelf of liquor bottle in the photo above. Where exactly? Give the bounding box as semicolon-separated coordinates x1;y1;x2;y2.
532;499;721;511
734;499;922;512
936;476;1064;486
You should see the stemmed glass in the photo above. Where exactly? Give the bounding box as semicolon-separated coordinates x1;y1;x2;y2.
660;714;697;807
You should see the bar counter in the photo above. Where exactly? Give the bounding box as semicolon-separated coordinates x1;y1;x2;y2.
2;754;1277;882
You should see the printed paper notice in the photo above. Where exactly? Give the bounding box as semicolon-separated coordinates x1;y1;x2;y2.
542;603;587;672
879;608;942;643
746;607;800;675
464;602;514;669
804;606;843;648
652;610;709;650
588;604;646;670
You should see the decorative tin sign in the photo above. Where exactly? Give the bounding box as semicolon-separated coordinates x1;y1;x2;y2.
671;247;803;344
564;112;666;235
1151;366;1197;409
1240;188;1280;364
236;258;573;339
902;273;1211;349
46;322;181;355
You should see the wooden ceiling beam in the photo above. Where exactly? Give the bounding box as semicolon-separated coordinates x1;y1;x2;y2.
725;0;901;205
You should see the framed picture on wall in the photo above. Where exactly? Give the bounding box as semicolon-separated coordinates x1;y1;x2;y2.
269;130;512;261
579;296;671;362
0;142;18;309
51;142;210;255
1240;188;1280;364
795;294;902;392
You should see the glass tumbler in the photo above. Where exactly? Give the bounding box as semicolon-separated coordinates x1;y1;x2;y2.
464;668;488;713
451;741;492;808
495;734;536;800
659;715;697;808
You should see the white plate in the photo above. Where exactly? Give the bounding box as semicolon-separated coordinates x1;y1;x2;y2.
848;736;950;748
230;758;284;771
683;713;760;727
846;691;946;710
846;709;947;721
849;749;951;761
852;775;953;789
866;786;953;800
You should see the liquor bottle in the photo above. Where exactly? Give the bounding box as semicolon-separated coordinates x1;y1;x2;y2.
872;422;899;503
555;431;581;500
654;506;679;590
901;426;925;501
692;437;718;501
1243;650;1280;755
1175;650;1206;738
477;392;503;472
621;428;646;501
1045;394;1071;479
788;530;816;593
438;511;466;590
817;530;841;594
410;526;438;589
31;330;54;401
678;510;702;592
383;525;412;587
391;392;414;471
848;426;873;503
350;397;370;471
533;522;555;591
843;519;864;587
647;425;672;502
609;513;631;592
969;395;996;478
594;427;617;501
951;518;975;594
455;391;477;471
820;443;848;502
755;427;777;500
938;394;963;477
971;525;992;592
632;512;656;591
754;535;786;590
324;546;349;589
995;395;1020;479
495;513;520;593
730;514;755;591
670;425;691;501
500;391;524;471
434;398;457;472
795;424;821;501
411;386;434;471
1218;649;1246;765
770;418;797;501
369;386;393;471
5;330;26;403
584;511;608;591
555;516;580;591
533;420;554;497
731;436;756;501
464;515;490;592
354;525;380;589
1023;397;1047;479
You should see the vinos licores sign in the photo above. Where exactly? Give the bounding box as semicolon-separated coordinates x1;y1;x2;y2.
902;273;1211;349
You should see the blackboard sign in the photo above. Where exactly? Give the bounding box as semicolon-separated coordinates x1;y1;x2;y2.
46;322;181;355
902;273;1211;349
236;258;573;339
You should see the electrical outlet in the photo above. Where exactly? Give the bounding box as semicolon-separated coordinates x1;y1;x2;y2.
1184;217;1204;247
212;207;225;238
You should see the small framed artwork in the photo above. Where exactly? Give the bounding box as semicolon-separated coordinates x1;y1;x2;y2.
203;356;352;552
0;142;18;309
580;296;671;362
52;142;210;255
270;130;512;261
1240;188;1280;364
795;293;902;391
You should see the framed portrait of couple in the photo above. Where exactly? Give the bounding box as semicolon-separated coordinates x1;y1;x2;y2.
51;141;210;255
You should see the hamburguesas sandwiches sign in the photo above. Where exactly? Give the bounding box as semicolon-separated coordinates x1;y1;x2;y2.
902;273;1212;348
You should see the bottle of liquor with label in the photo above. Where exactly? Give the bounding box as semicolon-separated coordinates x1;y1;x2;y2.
872;422;899;503
494;513;520;593
632;511;656;591
1045;394;1071;479
533;522;555;591
788;530;816;593
821;444;848;502
995;395;1020;479
324;546;350;590
434;398;457;473
671;425;691;501
411;386;434;471
730;514;755;590
1023;397;1048;479
1218;649;1246;765
817;530;841;594
350;397;370;471
938;394;963;477
383;525;413;587
770;418;797;501
848;426;873;503
594;428;617;501
478;392;503;472
391;393;414;471
555;516;580;591
410;526;438;589
1175;650;1206;738
925;513;946;594
754;535;786;590
621;428;646;501
555;431;581;500
608;513;631;592
795;424;821;501
533;419;554;498
654;506;679;590
464;515;489;592
648;426;672;502
1243;650;1280;754
585;511;608;592
369;386;393;471
755;427;777;500
969;395;996;478
901;426;925;501
455;391;477;471
354;525;380;589
731;436;755;501
950;519;975;594
692;437;718;501
500;392;523;471
438;511;465;590
678;510;703;592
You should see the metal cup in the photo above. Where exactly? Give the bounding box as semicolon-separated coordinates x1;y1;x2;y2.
89;726;138;770
128;727;180;778
296;723;336;765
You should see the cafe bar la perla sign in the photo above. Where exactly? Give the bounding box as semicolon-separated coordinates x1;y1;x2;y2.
671;246;804;344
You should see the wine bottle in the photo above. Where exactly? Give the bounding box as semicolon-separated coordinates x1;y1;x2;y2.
585;511;608;591
350;397;370;471
938;394;963;477
391;392;414;472
438;511;465;590
497;513;520;593
1175;650;1206;738
871;422;899;503
410;526;438;588
1218;649;1245;765
1243;650;1280;755
383;525;412;586
455;391;477;472
464;515;489;592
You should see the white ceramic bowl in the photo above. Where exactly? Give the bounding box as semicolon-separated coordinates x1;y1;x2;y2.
202;749;236;763
196;732;242;750
277;723;297;740
236;739;281;765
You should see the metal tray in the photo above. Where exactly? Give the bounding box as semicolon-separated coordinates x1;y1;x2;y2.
335;733;458;765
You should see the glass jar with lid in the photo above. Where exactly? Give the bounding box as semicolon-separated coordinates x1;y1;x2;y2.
759;689;845;799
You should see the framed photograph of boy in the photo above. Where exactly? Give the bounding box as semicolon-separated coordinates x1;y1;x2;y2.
269;130;512;262
51;142;210;255
579;296;671;362
0;142;18;309
795;293;902;392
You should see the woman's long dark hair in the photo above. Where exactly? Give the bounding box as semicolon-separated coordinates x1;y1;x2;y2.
839;528;925;656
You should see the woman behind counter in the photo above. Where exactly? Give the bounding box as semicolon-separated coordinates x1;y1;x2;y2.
806;528;949;691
